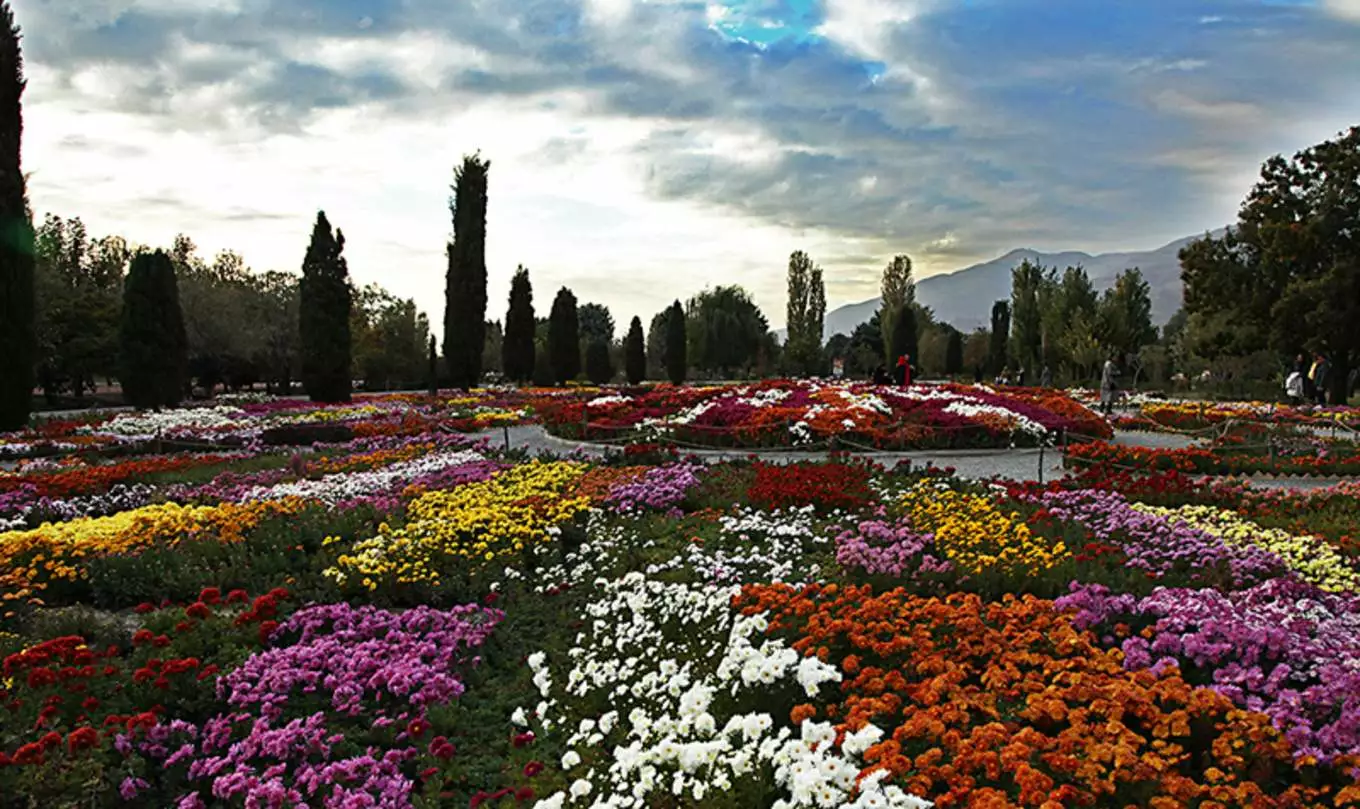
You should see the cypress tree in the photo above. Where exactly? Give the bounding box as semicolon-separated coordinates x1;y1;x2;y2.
502;264;535;382
299;211;352;403
119;250;186;409
624;316;645;384
888;304;917;368
0;2;32;431
427;335;438;397
945;329;964;376
547;287;580;385
665;300;687;384
988;300;1011;375
443;152;490;390
585;339;612;385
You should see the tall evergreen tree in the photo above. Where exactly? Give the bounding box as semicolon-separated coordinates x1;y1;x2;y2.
665;300;687;384
443;152;490;389
299;211;352;403
427;334;438;396
888;305;917;368
784;250;825;375
0;1;32;430
119;250;186;409
585;339;612;385
878;254;915;365
547;287;580;385
624;316;646;384
944;328;964;376
988;300;1011;375
502;264;535;382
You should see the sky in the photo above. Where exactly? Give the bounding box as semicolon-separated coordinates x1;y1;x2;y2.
15;0;1360;334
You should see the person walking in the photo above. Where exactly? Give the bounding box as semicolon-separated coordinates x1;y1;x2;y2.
872;364;889;385
1040;365;1053;388
1312;354;1331;406
973;365;983;384
1017;367;1027;386
1100;353;1119;417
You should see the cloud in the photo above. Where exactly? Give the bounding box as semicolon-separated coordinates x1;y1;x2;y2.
12;0;1360;330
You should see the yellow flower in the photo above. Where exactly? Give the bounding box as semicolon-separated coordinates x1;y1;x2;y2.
901;483;1069;576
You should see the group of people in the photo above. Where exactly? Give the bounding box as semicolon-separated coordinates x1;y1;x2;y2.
872;354;919;387
1285;353;1333;406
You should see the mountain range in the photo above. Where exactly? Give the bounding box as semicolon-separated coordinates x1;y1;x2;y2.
787;228;1228;340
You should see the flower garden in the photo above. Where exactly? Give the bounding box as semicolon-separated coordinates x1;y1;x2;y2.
538;380;1112;449
4;383;1360;807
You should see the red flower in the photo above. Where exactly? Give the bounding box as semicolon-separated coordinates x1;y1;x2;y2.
196;664;220;682
131;629;153;646
67;727;99;753
511;731;534;748
483;591;500;606
429;736;455;760
185;602;211;620
515;787;535;802
418;766;439;780
258;620;280;645
82;696;100;711
226;589;249;604
267;587;290;601
0;751;11;767
406;718;430;739
25;668;56;688
151;635;171;648
199;587;222;605
12;743;43;765
174;621;194;633
133;602;156;614
522;761;544;778
39;731;63;750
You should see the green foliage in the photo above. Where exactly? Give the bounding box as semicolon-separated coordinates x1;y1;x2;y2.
584;338;613;384
1097;267;1158;367
1009;259;1048;374
1182;126;1360;402
686;285;771;377
878;254;915;364
299;211;352;403
646;310;667;380
577;302;615;346
988;300;1010;374
547;286;580;385
0;4;31;430
784;250;825;376
665;299;687;384
32;216;125;402
624;315;645;384
888;303;917;368
502;265;536;382
351;283;430;391
443;152;491;390
945;328;964;375
119;250;187;409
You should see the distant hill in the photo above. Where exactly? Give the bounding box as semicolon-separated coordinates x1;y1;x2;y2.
781;229;1227;340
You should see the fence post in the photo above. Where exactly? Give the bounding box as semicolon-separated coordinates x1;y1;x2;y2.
503;424;510;451
1038;438;1046;485
1267;437;1275;468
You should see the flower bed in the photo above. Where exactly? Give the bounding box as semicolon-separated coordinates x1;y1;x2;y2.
538;380;1111;450
4;393;1360;808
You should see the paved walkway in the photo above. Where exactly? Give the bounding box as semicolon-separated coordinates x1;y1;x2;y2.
469;425;1351;490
